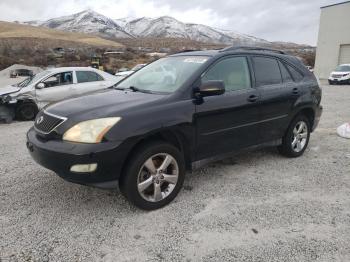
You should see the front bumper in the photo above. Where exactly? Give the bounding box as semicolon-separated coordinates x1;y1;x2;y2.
26;127;131;188
328;77;350;84
0;105;15;123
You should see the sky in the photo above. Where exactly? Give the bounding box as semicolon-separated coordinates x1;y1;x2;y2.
0;0;342;45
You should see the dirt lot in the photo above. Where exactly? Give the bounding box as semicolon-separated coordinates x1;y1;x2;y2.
0;84;349;262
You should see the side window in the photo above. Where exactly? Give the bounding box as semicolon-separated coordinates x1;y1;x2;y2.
286;64;304;82
202;57;251;92
76;71;104;83
253;57;282;87
279;61;293;83
43;72;73;88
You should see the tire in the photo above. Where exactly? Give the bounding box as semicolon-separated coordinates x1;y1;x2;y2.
278;115;311;158
4;117;13;124
119;141;186;210
16;102;38;121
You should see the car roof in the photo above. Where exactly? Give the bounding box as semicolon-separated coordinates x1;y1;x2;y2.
172;46;304;67
170;46;309;76
170;50;219;57
171;47;294;60
46;67;101;73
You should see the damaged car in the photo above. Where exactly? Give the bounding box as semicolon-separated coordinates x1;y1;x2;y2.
0;67;119;122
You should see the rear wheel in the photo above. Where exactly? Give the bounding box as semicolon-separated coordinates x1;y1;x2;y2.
278;115;310;158
119;141;185;210
16;102;38;121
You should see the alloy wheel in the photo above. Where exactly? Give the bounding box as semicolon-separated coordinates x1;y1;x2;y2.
291;121;308;153
137;153;179;202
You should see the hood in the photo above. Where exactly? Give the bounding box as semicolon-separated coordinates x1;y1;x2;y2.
332;71;350;75
0;85;21;96
46;89;165;119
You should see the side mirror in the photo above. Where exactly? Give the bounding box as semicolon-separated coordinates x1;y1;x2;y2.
197;80;225;97
36;83;45;89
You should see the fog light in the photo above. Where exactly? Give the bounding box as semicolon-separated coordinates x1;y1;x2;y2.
70;164;97;173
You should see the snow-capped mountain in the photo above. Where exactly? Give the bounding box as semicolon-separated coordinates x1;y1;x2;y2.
23;10;269;45
121;16;268;45
25;10;132;38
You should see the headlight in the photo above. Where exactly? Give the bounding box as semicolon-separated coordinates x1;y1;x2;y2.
63;117;121;143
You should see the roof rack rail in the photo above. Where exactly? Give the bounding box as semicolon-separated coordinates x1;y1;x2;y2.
220;46;286;54
177;49;200;53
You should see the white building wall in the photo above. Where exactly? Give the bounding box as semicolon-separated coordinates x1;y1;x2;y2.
314;2;350;79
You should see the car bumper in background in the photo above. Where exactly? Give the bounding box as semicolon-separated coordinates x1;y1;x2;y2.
26;127;131;188
328;77;350;84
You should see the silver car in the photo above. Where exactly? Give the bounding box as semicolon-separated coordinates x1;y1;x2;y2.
0;67;119;122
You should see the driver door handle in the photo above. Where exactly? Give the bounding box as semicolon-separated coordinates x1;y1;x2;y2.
292;87;299;95
247;95;259;103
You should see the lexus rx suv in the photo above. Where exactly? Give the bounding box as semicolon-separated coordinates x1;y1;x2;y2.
27;47;323;210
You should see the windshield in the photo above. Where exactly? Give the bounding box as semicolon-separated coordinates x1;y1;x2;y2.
116;56;209;93
15;70;51;87
335;65;350;72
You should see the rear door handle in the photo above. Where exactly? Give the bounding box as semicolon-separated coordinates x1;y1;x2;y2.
292;88;299;95
247;95;259;103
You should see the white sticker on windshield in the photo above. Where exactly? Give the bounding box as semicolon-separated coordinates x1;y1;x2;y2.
183;57;208;64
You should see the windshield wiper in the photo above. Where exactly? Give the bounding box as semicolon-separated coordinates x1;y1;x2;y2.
115;86;141;92
128;86;139;92
114;86;154;94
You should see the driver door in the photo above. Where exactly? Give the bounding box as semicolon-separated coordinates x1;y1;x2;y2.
35;71;75;107
194;56;262;160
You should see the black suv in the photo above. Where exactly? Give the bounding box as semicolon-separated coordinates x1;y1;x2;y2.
27;47;323;210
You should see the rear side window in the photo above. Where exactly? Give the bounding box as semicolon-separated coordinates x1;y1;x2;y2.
253;57;282;87
76;71;104;83
278;61;293;83
202;57;251;92
286;64;304;82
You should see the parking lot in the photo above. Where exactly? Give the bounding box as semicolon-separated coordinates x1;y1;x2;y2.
0;84;349;262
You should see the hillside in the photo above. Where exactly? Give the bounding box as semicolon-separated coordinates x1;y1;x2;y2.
0;21;127;71
38;9;132;39
23;9;312;49
0;21;123;48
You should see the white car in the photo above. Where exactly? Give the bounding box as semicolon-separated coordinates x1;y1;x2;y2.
115;64;147;82
0;67;119;121
306;66;314;73
328;64;350;85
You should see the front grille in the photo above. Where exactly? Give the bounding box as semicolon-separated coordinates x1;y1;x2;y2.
34;111;66;134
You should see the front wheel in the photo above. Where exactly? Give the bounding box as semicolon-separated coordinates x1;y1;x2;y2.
119;141;185;210
16;102;38;121
278;115;311;158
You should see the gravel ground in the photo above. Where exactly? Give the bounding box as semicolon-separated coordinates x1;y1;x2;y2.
0;84;349;262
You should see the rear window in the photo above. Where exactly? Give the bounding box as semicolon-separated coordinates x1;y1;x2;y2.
286;64;304;82
76;71;104;83
279;61;293;83
253;57;282;87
